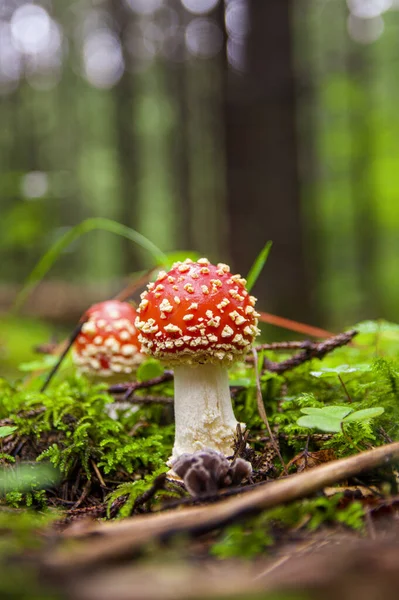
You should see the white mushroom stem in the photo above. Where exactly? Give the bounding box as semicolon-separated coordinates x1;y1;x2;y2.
169;362;243;463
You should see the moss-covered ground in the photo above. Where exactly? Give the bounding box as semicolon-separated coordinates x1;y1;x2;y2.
0;319;398;599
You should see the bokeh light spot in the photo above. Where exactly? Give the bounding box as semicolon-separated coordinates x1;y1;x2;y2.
181;0;219;15
124;0;163;15
347;0;392;18
185;18;223;58
347;14;384;43
21;172;49;199
225;0;250;39
227;37;246;71
11;4;52;54
83;31;124;89
0;20;22;88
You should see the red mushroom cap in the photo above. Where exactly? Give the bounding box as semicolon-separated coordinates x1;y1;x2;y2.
135;258;260;365
73;300;142;377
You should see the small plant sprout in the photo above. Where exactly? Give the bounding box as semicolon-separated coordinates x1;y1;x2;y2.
73;300;143;379
135;258;261;462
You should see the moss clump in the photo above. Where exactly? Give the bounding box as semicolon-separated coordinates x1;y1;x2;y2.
0;319;398;530
0;374;173;513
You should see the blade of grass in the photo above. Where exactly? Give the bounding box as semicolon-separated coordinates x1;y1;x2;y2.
258;311;333;338
246;241;272;292
12;218;167;314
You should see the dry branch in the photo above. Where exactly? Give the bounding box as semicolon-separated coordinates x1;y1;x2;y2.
111;395;173;405
46;442;399;572
108;371;173;399
263;330;358;374
64;536;399;600
107;330;356;403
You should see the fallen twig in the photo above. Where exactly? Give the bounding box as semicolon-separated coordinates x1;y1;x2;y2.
108;371;173;399
263;330;357;374
111;395;173;405
132;473;168;512
47;441;399;571
254;341;314;351
70;480;92;511
61;536;399;600
0;407;46;427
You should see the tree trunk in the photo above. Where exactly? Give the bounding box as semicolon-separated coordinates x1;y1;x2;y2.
225;0;312;322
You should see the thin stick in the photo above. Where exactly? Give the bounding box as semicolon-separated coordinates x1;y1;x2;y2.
258;311;333;338
254;341;314;351
252;348;287;475
113;268;158;302
263;330;358;374
111;395;173;405
338;374;352;403
70;480;91;511
132;473;167;512
91;460;106;488
108;371;174;399
40;321;83;392
50;442;399;571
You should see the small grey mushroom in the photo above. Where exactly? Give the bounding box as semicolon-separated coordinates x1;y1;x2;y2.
171;449;252;497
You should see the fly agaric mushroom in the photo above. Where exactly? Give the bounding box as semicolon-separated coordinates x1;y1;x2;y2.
135;258;260;461
73;300;142;379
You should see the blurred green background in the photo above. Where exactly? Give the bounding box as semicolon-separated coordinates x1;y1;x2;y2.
1;0;398;374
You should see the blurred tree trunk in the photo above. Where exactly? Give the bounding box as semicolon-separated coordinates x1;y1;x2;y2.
224;0;312;322
168;59;191;250
347;47;380;319
165;3;191;251
293;0;323;326
108;0;140;273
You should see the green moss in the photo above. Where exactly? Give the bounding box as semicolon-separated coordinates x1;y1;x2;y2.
0;373;174;510
0;319;398;548
0;508;60;599
211;495;365;560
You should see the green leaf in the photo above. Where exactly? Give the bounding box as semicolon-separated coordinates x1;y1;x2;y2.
355;320;399;334
246;241;272;292
297;414;342;433
343;407;385;423
12;218;167;313
0;426;17;438
18;355;58;372
159;251;202;272
310;364;371;378
300;406;352;420
0;463;60;495
136;359;164;382
228;377;253;388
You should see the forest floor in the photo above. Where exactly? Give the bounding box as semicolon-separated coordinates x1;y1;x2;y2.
1;319;399;600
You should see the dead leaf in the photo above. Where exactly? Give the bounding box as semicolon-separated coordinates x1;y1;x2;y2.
288;449;336;472
323;485;380;499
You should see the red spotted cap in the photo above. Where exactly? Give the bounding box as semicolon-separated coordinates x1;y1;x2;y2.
73;300;142;377
135;258;260;365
